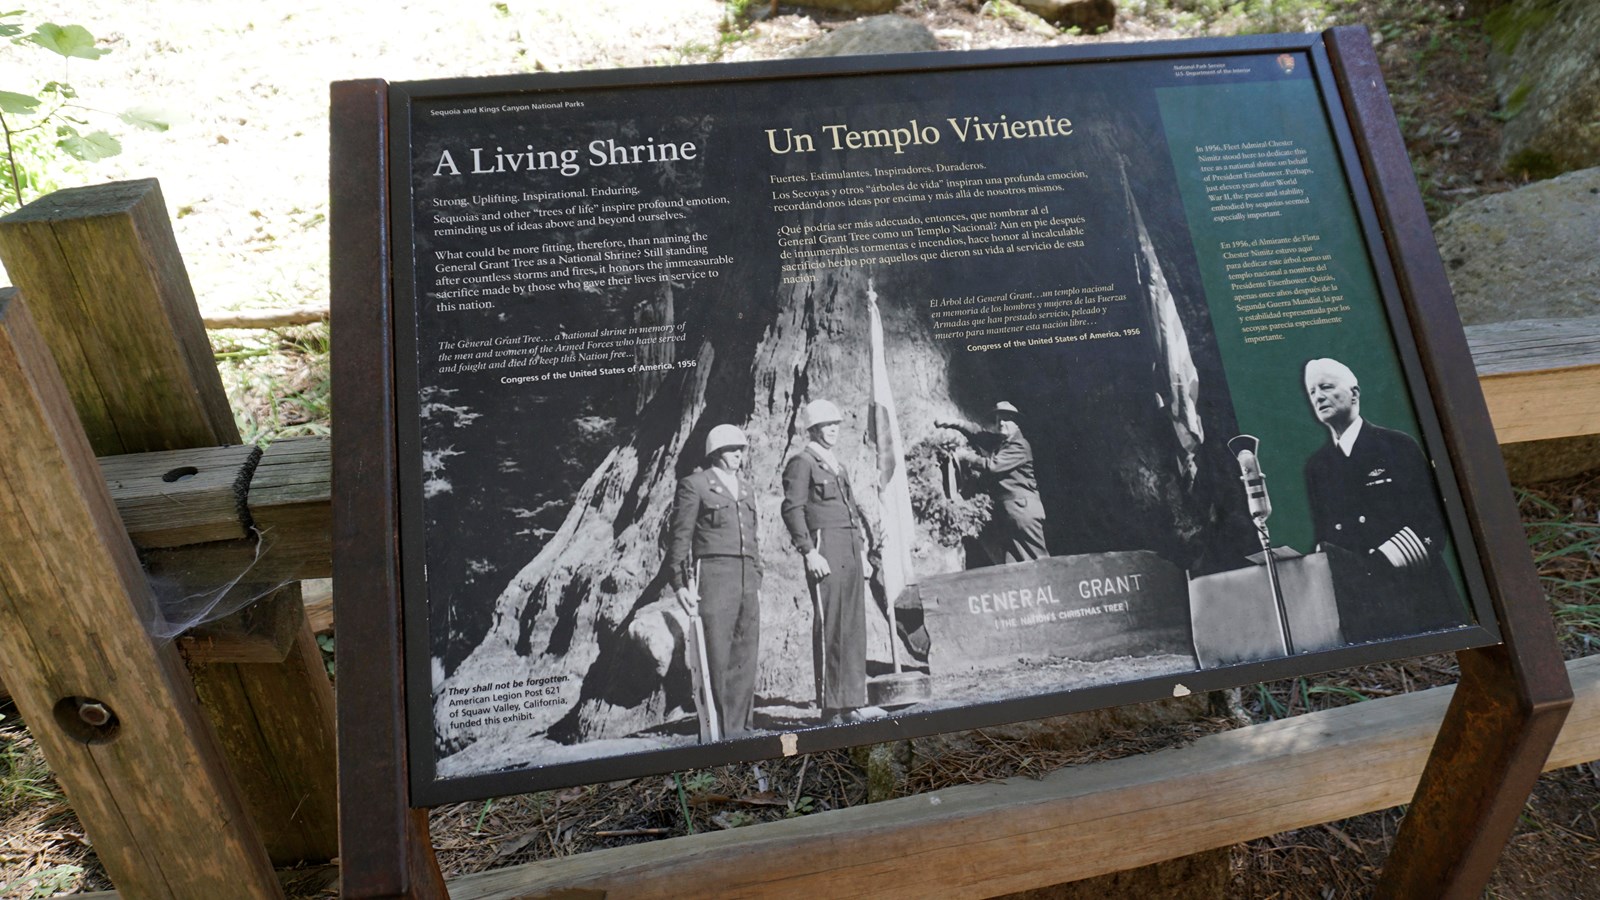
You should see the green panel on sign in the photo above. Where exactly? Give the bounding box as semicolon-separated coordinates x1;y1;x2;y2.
1157;74;1425;554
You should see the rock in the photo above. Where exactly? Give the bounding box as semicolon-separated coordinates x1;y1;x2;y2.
1434;166;1600;481
1502;435;1600;484
980;0;1060;38
1433;166;1600;326
783;0;899;12
785;15;938;58
1015;0;1117;31
1487;0;1600;178
859;740;911;802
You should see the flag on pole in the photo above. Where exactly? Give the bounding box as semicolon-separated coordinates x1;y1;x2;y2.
1121;159;1204;482
866;278;918;606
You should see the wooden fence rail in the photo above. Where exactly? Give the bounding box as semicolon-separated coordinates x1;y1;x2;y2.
446;654;1600;900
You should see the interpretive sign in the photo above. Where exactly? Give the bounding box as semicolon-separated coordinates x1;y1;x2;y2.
378;35;1503;805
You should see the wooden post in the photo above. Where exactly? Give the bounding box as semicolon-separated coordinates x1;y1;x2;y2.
0;179;339;863
0;289;282;897
0;179;232;451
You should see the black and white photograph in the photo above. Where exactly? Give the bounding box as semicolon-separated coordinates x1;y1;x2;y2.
391;48;1487;801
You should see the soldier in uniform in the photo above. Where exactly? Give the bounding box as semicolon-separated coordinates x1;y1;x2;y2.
666;424;762;737
781;399;873;724
1300;358;1466;643
945;401;1049;565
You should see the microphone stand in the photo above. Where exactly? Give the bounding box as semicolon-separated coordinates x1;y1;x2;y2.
1252;511;1295;656
1229;435;1295;656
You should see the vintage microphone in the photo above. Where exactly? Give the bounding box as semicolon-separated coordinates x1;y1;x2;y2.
1228;435;1294;655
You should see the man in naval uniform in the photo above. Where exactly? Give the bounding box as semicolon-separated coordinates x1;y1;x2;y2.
1300;358;1465;643
666;424;762;738
781;399;873;724
950;401;1049;565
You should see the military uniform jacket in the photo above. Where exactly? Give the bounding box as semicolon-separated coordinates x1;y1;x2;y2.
781;447;867;554
1303;421;1444;564
972;433;1040;505
666;468;760;591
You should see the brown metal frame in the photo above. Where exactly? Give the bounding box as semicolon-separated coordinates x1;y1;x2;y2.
330;79;448;898
329;26;1572;897
1323;26;1572;896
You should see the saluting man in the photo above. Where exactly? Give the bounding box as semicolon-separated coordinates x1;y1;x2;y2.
1301;358;1465;643
666;424;762;737
781;399;873;724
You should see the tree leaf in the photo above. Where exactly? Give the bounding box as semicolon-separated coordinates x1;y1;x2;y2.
57;129;120;161
0;23;22;38
28;23;108;60
119;107;169;132
0;90;39;115
40;80;78;99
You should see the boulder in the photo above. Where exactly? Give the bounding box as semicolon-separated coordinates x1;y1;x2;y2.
1487;0;1600;178
1016;0;1117;31
1434;166;1600;481
1433;166;1600;326
785;15;938;58
1501;435;1600;485
980;0;1061;38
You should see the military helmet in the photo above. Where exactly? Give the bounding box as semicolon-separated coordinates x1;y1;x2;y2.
804;398;842;429
705;423;748;458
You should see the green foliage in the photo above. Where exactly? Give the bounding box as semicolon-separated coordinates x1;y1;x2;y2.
316;632;336;677
0;864;85;899
1519;488;1600;654
680;770;717;794
215;324;332;444
27;23;106;59
1483;0;1557;55
0;726;63;813
0;9;165;212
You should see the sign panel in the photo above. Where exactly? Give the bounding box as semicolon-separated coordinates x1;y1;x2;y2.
387;36;1499;804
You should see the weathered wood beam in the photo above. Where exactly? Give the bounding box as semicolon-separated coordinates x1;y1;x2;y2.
186;582;340;866
0;180;338;866
0;180;234;452
443;654;1600;900
1467;315;1600;444
100;444;259;548
204;305;329;330
0;290;283;898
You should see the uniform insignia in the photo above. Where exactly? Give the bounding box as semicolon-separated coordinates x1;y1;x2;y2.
1368;468;1385;478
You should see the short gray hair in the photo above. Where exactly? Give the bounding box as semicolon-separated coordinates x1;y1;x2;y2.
1303;358;1357;392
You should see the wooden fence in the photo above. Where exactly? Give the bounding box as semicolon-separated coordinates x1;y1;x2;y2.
0;178;1597;897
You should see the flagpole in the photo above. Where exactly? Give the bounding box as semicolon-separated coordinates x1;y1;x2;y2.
865;277;930;706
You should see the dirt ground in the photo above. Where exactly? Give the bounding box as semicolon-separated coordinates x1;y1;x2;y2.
1;1;1594;897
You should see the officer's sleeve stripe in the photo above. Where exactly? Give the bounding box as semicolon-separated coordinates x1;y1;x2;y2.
1393;528;1419;565
1396;527;1428;564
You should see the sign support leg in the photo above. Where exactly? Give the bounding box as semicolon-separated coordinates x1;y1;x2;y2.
331;78;449;899
1323;25;1573;894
